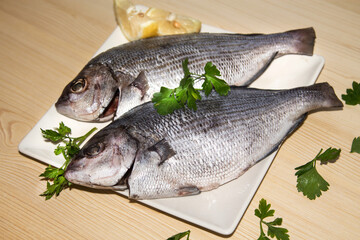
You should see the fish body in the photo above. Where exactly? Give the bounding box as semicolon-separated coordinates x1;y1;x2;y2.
65;83;343;199
56;28;316;122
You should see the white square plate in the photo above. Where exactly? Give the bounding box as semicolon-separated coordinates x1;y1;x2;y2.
19;23;324;235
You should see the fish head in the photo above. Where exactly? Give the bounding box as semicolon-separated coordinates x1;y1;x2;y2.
55;63;120;122
64;126;138;189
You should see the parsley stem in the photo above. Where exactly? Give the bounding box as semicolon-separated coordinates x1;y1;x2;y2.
73;127;97;146
260;220;265;236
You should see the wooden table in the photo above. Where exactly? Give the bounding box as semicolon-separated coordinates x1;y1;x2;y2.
1;0;359;239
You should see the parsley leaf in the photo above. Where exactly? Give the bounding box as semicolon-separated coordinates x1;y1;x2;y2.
152;59;230;115
153;87;182;115
295;148;341;200
341;81;360;105
39;122;97;200
203;61;230;96
316;147;341;164
255;198;289;240
350;137;360;154
296;167;329;200
167;230;191;240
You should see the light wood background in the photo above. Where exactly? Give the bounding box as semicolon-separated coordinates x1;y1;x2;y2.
1;0;359;239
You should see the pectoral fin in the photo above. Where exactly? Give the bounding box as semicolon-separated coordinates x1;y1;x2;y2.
125;127;176;165
115;72;150;118
177;186;200;196
128;71;149;99
148;139;176;165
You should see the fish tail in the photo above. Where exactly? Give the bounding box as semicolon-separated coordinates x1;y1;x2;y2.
276;27;316;57
310;82;344;108
299;82;343;109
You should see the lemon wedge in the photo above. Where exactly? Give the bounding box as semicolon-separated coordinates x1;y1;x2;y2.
147;8;201;36
114;0;201;41
114;0;159;41
157;16;202;36
145;7;170;20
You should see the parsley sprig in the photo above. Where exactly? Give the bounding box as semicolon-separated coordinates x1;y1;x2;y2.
152;59;230;115
295;147;341;200
167;230;191;240
39;122;97;200
255;198;289;240
341;81;360;105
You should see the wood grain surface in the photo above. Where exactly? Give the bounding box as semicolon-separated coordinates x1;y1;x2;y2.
1;0;359;239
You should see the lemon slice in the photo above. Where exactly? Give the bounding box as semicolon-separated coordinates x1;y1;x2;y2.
114;0;159;41
145;7;171;20
157;17;201;36
114;0;202;41
147;8;201;36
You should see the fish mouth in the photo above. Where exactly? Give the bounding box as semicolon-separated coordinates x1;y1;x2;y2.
98;89;120;121
67;178;127;191
65;166;129;191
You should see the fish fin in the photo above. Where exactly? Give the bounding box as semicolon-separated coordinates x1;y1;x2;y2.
303;82;343;108
148;139;176;165
128;71;149;99
256;114;307;163
128;186;200;200
112;185;128;191
277;27;316;57
242;51;278;86
125;126;176;165
176;186;200;196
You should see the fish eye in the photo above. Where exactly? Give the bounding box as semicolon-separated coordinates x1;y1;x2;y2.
85;143;104;157
70;78;87;93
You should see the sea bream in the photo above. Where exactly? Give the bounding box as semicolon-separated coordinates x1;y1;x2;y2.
55;28;316;122
64;83;343;199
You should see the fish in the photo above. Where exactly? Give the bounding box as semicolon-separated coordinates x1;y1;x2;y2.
64;83;343;199
55;27;316;122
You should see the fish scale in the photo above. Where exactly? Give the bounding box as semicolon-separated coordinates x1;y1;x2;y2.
56;28;316;121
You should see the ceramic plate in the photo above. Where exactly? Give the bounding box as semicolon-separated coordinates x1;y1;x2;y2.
19;22;324;235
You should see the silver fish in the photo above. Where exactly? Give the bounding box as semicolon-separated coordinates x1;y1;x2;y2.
55;28;316;122
64;83;343;199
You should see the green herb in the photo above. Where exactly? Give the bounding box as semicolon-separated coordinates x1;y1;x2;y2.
167;230;191;240
295;147;341;200
152;59;230;115
350;136;360;154
39;122;97;200
342;81;360;105
255;198;289;240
